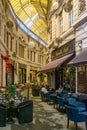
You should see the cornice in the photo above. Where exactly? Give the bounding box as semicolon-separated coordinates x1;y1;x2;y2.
60;27;75;39
72;11;87;29
49;0;64;20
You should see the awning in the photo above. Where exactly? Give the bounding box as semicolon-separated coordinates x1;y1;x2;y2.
40;53;74;72
68;48;87;66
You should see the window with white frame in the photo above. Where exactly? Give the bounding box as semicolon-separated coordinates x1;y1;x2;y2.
30;50;36;62
19;44;24;58
59;12;63;34
16;40;17;54
38;54;43;64
28;48;30;59
69;10;73;26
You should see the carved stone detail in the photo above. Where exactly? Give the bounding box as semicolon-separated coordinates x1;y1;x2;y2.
79;0;86;15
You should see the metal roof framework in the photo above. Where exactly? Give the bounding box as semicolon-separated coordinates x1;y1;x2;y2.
8;0;52;44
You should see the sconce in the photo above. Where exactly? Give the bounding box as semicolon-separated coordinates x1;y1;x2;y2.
63;0;72;12
78;40;82;48
6;20;13;29
53;2;59;10
28;41;35;48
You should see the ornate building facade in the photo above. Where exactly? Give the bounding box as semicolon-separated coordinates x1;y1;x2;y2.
45;0;87;94
0;0;48;86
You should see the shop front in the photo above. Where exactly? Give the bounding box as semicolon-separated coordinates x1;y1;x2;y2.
19;64;26;83
69;47;87;94
40;39;75;90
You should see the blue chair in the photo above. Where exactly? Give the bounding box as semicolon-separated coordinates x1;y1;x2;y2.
57;96;66;111
46;92;54;104
50;93;57;108
40;91;47;101
65;105;85;130
66;98;86;111
56;92;68;111
83;112;87;130
59;91;68;97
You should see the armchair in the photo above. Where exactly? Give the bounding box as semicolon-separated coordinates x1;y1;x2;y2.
46;92;54;104
65;105;85;130
56;92;68;111
18;100;33;124
57;96;66;111
40;91;47;101
66;98;86;111
0;106;7;127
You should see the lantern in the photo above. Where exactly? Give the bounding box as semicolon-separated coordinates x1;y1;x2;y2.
53;2;59;10
64;2;72;12
29;41;35;48
2;55;9;61
7;61;13;67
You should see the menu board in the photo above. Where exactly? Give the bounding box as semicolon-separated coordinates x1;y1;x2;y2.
78;66;87;93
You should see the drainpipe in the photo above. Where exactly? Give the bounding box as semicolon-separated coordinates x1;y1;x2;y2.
76;67;78;94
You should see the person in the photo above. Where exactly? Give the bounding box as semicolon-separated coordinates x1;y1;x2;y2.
56;86;63;95
41;85;48;94
41;85;48;101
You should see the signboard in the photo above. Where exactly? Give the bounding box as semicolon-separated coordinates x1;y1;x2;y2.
78;66;87;94
52;39;75;60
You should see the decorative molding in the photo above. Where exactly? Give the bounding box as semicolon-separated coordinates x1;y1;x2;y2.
79;0;86;15
12;52;16;57
63;1;73;12
6;20;13;29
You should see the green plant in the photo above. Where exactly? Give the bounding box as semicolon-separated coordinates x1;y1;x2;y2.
66;67;75;92
9;84;16;101
38;73;46;83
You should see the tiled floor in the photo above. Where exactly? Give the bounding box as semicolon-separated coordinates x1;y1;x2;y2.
0;94;86;130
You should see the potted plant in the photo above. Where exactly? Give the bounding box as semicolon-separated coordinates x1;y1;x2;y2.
31;84;41;96
66;67;75;92
38;73;46;84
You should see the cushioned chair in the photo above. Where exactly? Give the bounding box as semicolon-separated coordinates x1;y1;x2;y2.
66;98;86;111
46;92;54;104
18;100;33;124
0;106;7;127
65;105;85;130
57;96;66;111
56;92;68;111
81;99;87;111
40;91;47;101
83;112;87;130
59;92;68;97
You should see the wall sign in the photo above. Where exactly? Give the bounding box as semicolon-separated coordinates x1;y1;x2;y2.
52;39;75;60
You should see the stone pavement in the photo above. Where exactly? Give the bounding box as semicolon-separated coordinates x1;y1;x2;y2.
0;95;86;130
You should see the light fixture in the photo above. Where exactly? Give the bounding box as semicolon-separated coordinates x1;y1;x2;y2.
6;20;13;29
29;41;35;48
78;41;82;48
53;2;59;10
63;1;72;12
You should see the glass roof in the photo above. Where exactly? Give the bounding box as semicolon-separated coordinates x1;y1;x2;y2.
8;0;52;44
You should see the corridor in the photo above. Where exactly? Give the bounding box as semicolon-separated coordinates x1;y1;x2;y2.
0;94;86;130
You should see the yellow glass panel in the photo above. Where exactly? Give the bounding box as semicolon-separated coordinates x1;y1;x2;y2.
8;0;52;43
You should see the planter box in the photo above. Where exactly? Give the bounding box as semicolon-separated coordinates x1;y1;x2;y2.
32;88;40;96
